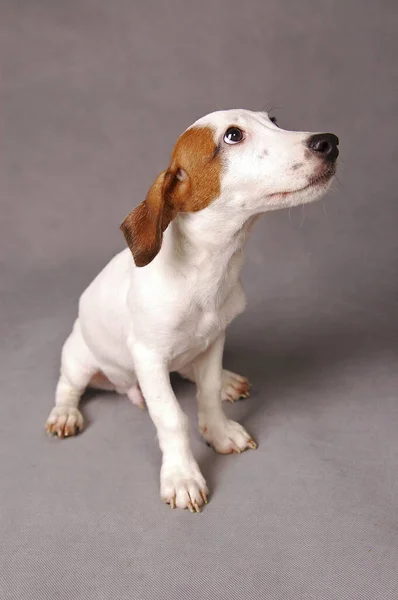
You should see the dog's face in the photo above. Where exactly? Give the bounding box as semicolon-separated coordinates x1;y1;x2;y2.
121;109;339;266
192;109;339;213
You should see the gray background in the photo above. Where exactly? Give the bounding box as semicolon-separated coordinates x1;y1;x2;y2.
1;1;398;599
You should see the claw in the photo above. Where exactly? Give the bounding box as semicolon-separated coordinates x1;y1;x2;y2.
169;497;176;509
187;501;195;513
200;492;208;505
231;441;242;454
193;501;201;513
247;439;257;450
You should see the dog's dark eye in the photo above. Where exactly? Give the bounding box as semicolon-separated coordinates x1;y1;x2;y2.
224;127;244;145
270;116;279;127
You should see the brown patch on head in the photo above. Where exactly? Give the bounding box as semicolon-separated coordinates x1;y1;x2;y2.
167;126;221;212
121;126;221;267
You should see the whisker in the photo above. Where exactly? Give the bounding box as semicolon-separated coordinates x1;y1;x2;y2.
334;173;343;187
261;103;283;114
300;205;306;227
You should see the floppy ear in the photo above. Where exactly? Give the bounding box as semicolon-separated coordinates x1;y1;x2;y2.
121;125;220;266
120;168;187;267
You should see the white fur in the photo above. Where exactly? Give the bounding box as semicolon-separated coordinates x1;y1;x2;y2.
46;109;336;511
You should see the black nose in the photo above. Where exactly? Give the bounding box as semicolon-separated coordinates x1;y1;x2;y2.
306;133;339;162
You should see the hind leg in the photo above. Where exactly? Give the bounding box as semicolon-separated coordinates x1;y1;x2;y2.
45;319;98;438
88;365;146;409
178;366;251;403
94;364;145;410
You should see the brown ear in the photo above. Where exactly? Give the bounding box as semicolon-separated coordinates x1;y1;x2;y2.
120;170;180;267
121;125;221;266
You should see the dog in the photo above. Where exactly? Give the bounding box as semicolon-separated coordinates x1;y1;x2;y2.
45;109;339;512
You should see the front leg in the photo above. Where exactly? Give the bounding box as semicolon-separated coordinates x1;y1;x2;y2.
132;343;208;512
192;333;257;454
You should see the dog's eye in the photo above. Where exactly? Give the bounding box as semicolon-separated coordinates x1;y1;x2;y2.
224;127;244;144
269;116;279;127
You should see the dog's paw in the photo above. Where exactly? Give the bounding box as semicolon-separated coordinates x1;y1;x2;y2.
201;419;257;454
126;384;146;410
160;461;209;512
45;406;83;438
221;370;251;402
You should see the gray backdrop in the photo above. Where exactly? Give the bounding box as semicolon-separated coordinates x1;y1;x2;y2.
1;1;398;599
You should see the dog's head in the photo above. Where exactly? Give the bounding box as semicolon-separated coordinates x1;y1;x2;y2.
121;109;339;266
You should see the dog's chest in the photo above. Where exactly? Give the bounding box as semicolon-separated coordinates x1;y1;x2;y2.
167;308;223;370
187;308;221;343
167;283;245;371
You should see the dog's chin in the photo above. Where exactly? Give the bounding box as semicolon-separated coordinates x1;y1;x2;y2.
268;167;336;208
288;177;333;206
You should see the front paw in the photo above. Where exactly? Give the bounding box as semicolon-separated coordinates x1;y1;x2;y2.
160;460;209;512
45;405;83;438
201;419;257;454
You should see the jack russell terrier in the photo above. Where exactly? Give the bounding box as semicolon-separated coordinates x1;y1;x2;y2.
45;109;339;512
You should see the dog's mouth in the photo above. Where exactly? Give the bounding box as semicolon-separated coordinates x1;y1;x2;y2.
306;163;336;189
271;163;336;198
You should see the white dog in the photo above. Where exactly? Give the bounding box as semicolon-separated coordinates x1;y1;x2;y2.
46;109;339;512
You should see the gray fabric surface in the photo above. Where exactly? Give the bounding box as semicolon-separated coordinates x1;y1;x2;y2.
1;1;398;598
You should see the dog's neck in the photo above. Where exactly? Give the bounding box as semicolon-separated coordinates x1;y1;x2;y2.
170;207;252;259
158;206;259;306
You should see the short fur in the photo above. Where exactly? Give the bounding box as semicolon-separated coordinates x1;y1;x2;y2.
46;109;338;512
